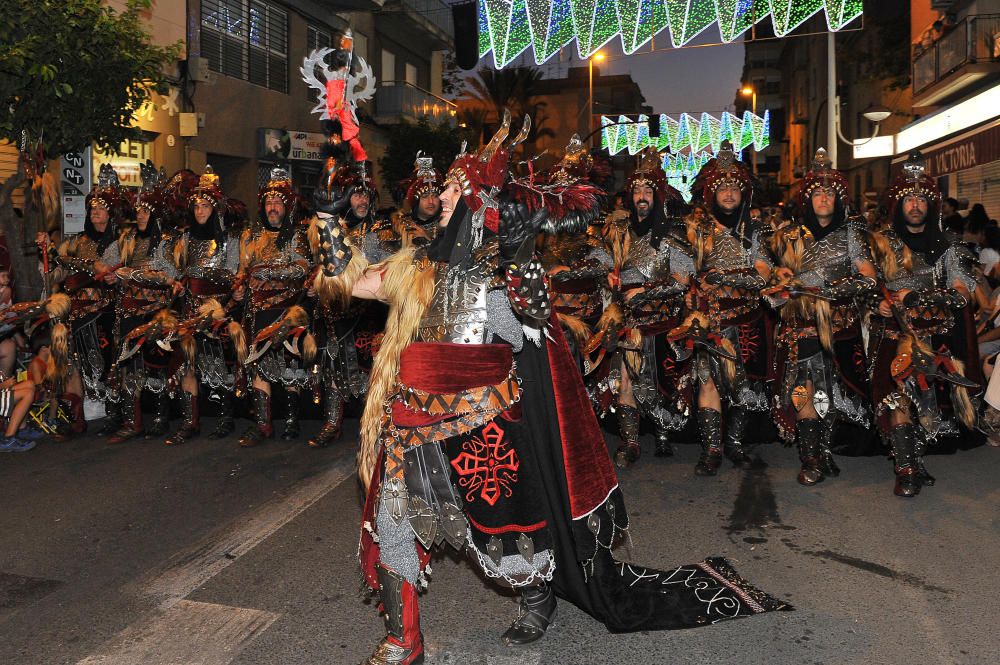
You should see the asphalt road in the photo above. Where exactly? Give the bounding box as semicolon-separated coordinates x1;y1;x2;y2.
1;416;997;665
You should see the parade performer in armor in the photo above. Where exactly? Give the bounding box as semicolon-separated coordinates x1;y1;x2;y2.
165;167;246;446
36;164;132;438
395;153;443;248
766;150;877;485
310;112;788;665
307;158;394;448
238;168;315;447
868;152;981;496
590;147;687;466
107;161;181;444
539;135;610;364
665;142;772;476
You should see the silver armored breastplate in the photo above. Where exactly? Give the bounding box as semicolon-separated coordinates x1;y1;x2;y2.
798;228;851;288
706;232;751;271
186;236;231;279
419;261;491;344
628;234;671;281
129;236;154;269
885;242;939;291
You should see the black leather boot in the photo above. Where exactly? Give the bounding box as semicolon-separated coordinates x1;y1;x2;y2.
238;388;273;448
165;391;200;446
97;398;122;437
914;429;935;486
614;404;641;468
207;392;235;440
654;422;674;457
890;423;921;497
817;419;841;477
502;583;557;646
308;391;345;448
796;418;824;485
694;408;723;476
281;389;300;440
723;406;754;469
108;390;142;444
145;389;170;438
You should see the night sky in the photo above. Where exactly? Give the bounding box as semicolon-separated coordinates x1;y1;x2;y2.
482;29;746;116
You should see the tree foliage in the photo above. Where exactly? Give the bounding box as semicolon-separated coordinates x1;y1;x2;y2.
0;0;179;157
463;65;556;149
378;118;472;205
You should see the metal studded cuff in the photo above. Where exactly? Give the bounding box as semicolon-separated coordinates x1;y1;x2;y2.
505;257;552;323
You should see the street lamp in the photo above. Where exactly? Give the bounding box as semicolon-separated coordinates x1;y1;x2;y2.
741;84;757;175
835;102;892;147
589;52;605;146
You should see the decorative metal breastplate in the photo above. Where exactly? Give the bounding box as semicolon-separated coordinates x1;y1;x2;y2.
129;236;155;269
706;231;752;271
187;236;225;270
419;261;491;344
884;236;939;292
797;227;852;288
628;233;671;282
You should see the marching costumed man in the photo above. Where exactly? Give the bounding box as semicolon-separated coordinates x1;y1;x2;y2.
36;164;133;438
237;168;315;447
310;111;788;665
767;149;877;485
107;161;181;444
539;135;611;365
665;142;772;476
590;147;687;466
395;152;443;248
165;167;246;446
868;152;981;497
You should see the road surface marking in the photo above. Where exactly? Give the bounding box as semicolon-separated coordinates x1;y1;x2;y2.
76;599;278;665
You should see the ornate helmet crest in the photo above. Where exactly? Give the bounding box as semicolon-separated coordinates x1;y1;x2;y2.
86;164;133;222
699;141;753;202
797;148;850;211
886;151;940;213
333;160;376;200
625;147;679;202
549;134;594;185
402;152;443;206
443;109;531;230
189;165;225;207
135;160;167;215
258;166;296;207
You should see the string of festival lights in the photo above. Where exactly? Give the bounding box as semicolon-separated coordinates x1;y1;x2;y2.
479;0;863;68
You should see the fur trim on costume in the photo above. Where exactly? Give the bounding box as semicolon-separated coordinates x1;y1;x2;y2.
228;321;247;364
44;293;71;321
869;230;912;281
558;312;592;346
306;216;370;309
48;322;70;389
949;357;977;430
358;248;437;492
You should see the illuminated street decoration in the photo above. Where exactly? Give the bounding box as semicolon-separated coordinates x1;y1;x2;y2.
662;149;717;202
601;111;770;156
479;0;863;67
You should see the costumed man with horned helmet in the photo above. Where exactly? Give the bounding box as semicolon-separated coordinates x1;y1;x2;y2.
237;168;315;447
106;160;182;444
165;167;247;446
394;152;444;249
662;141;772;476
590;146;687;467
539;135;612;367
36;164;133;438
309;111;788;665
868;152;981;497
766;149;877;485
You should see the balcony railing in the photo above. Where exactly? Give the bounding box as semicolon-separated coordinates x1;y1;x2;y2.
913;13;1000;94
375;81;457;125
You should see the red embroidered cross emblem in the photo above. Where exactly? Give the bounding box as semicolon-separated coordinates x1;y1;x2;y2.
450;421;519;506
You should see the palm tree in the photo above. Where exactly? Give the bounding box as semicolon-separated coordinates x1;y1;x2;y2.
463;66;555;151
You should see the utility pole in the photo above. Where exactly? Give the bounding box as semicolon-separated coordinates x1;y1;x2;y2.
827;31;838;168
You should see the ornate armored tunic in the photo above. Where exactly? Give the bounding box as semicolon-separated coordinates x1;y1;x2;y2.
542;231;607;323
177;231;241;315
56;233;119;319
116;230;177;318
241;227;310;316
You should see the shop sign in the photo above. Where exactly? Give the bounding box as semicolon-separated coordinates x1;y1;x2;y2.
60;149;91;234
92;139;153;188
259;129;325;161
893;121;1000;177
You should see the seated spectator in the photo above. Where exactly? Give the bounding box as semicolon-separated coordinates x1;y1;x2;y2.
969;203;990;229
964;215;988;250
0;373;41;452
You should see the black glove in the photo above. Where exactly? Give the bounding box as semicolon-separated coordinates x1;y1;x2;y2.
498;201;546;266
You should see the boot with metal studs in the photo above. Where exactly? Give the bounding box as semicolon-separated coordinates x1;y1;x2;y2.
207;392;235;440
108;390;143;444
723;406;754;469
796;418;824;485
165;391;200;446
654;422;674;458
913;429;935;486
308;392;345;448
694;408;723;476
363;565;424;665
614;404;641;468
890;423;921;497
281;389;300;440
145;389;170;438
239;388;273;448
502;583;557;645
817;419;841;477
